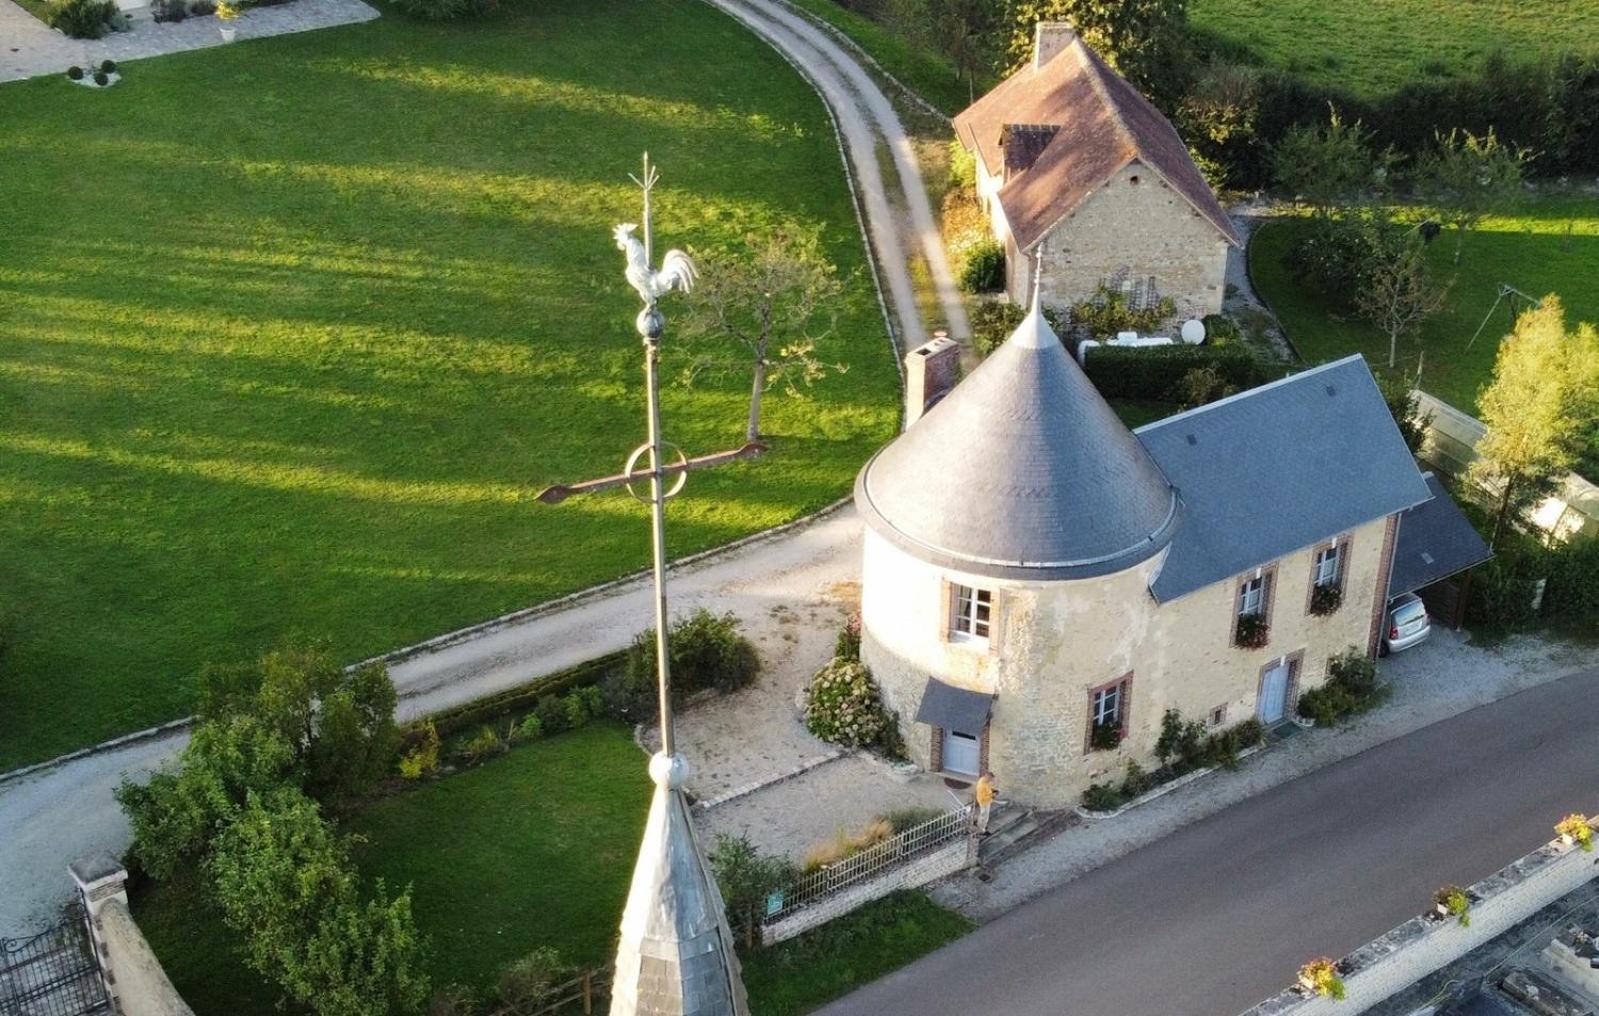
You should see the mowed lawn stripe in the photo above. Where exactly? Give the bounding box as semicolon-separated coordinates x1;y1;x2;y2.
0;0;898;770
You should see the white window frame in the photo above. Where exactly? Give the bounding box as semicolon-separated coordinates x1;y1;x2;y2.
950;584;993;643
1314;543;1342;588
1091;683;1122;729
1238;575;1265;617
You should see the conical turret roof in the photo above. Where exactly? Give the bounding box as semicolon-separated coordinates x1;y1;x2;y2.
855;306;1179;581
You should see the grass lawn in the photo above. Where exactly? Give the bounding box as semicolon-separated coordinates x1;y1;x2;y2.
1249;198;1599;413
133;724;970;1013
1192;0;1599;98
780;0;976;115
0;0;899;771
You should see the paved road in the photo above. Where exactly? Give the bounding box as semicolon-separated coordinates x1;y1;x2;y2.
819;667;1599;1016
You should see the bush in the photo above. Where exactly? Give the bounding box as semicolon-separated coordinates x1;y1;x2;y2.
1234;613;1270;648
1280;212;1402;310
1070;286;1178;339
1308;584;1343;616
880;806;942;832
1119;760;1151;800
1200;313;1241;346
1081;782;1123;812
710;835;795;948
46;0;116;39
1543;538;1599;624
947;139;977;190
1088;720;1122;752
1176;365;1238;410
100;60;116;73
1465;554;1542;630
396;721;440;781
189;0;216;13
508;714;542;744
835;613;861;662
152;0;186;20
1082;343;1268;403
428;984;475;1016
971;301;1026;358
387;0;493;20
1155;709;1205;770
496;948;568;1011
1298;646;1385;725
958;239;1005;293
67;66;84;80
93;71;108;86
622;610;759;715
531;695;571;737
455;725;505;766
804;659;893;750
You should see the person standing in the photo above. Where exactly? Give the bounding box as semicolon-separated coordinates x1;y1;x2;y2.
974;772;996;834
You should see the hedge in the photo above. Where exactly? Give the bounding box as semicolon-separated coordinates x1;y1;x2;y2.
422;650;627;742
1542;537;1599;624
1081;344;1273;404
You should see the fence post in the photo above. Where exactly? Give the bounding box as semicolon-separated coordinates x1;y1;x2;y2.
69;852;128;1010
582;971;593;1015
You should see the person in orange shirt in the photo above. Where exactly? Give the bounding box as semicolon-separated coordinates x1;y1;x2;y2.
974;772;996;834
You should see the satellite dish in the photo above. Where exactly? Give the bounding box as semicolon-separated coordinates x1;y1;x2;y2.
1180;318;1206;345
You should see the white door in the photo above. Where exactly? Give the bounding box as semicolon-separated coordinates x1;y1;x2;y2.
1259;661;1290;724
942;729;980;777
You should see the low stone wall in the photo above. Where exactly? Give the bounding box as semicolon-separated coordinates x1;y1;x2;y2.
761;834;975;945
1240;828;1599;1016
1416;389;1599;542
71;855;195;1016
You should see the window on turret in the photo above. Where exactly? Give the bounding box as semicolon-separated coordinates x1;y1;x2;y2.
949;584;992;642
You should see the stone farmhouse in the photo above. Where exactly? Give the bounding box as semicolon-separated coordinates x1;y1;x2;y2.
953;22;1240;319
854;305;1484;808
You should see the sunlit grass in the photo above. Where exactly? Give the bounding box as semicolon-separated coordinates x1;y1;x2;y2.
0;0;898;769
1250;197;1599;412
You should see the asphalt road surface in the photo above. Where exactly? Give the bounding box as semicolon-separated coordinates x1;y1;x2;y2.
819;666;1599;1016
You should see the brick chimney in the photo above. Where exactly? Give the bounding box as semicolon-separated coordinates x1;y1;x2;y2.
904;331;961;427
1034;21;1076;69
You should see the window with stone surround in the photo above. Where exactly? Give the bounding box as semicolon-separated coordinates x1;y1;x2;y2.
949;583;993;643
1307;535;1351;617
1234;565;1275;648
1086;674;1131;752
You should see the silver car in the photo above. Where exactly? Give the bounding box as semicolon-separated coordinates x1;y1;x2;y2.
1382;592;1431;655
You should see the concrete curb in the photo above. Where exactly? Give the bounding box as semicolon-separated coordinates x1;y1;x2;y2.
0;719;191;790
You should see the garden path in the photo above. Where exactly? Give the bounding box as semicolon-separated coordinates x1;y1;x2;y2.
0;0;375;84
1226;198;1297;362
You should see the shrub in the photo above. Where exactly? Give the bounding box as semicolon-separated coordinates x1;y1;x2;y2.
835;613;861;662
531;695;571;737
455;725;505;766
396;721;440;781
92;71;108;85
1298;647;1385;725
427;984;475;1016
801;819;893;873
880;806;942;832
496;948;567;1011
1234;613;1269;648
571;684;605;720
46;0;116;39
804;659;892;750
562;691;590;730
100;59;116;73
509;714;542;744
67;65;84;80
1081;782;1123;813
971;301;1026;358
947;139;977;190
1542;538;1599;624
1557;814;1594;851
958;239;1005;293
1465;553;1542;630
1298;958;1345;1000
1434;885;1470;926
1119;760;1151;800
189;0;215;13
1155;709;1201;768
1200;313;1241;346
1088;720;1122;752
1082;343;1268;403
1308;584;1343;616
387;0;493;21
1176;365;1237;410
710;835;795;948
1069;284;1177;338
622;610;759;714
152;0;186;20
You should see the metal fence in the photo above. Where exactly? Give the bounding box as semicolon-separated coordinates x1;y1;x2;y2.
765;804;973;922
0;904;111;1016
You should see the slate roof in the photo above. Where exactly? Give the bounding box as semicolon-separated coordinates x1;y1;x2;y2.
1388;473;1493;598
1136;356;1433;603
952;35;1240;252
914;678;995;735
855;303;1178;581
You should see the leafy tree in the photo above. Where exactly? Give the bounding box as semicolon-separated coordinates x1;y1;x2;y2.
1375;370;1433;456
1002;0;1189;100
116;715;298;879
680;230;845;444
198;641;398;806
1177;62;1261;190
1469;297;1599;547
710;835;795;949
1418;127;1529;264
1355;233;1451;369
893;0;1001;104
1271;109;1388;214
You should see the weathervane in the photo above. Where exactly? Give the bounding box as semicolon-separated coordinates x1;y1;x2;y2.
537;154;754;1016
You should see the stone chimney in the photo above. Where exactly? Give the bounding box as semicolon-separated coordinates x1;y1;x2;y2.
904;331;961;427
1034;21;1076;69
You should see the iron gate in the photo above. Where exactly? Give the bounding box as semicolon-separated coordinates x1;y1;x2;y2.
0;903;110;1016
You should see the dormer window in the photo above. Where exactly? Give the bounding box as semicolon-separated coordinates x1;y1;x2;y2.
950;584;993;643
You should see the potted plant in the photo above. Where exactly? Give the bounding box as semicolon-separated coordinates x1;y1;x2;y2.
1433;885;1470;926
1235;613;1269;649
216;0;238;40
1309;584;1343;616
1557;814;1593;852
1297;957;1346;1000
1089;721;1122;752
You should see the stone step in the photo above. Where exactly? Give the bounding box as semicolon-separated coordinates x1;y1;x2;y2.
979;808;1071;867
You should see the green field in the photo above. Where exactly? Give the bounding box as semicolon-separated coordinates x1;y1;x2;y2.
1249;198;1599;413
0;0;899;770
1192;0;1599;99
134;723;968;1013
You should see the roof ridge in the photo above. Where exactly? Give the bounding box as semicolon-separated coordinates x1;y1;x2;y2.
1072;40;1138;154
1134;354;1368;434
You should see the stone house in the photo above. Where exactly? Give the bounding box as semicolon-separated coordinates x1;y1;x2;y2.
953;22;1240;320
853;306;1484;808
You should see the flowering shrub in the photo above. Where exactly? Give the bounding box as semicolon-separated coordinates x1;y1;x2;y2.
1298;958;1345;999
804;659;891;749
835;613;861;662
1309;583;1343;616
1557;814;1594;851
1235;613;1270;648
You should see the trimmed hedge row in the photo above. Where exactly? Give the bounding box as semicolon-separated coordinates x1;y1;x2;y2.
424;650;627;742
1081;344;1273;404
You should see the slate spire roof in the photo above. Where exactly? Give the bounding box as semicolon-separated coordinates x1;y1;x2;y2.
953;33;1241;253
855;299;1179;581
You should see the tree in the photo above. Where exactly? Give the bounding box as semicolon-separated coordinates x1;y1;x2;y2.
1375;370;1433;456
1176;61;1261;190
679;230;844;444
710;835;795;949
1469;297;1599;547
1355;233;1451;369
892;0;1000;104
1002;0;1189;100
1270;108;1387;214
1418;127;1528;264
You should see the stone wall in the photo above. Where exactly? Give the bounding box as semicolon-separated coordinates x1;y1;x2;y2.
70;855;195;1016
760;834;975;946
1240;829;1599;1016
860;511;1391;809
1005;162;1230;321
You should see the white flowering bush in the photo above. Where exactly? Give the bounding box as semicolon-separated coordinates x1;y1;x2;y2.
804;659;892;749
